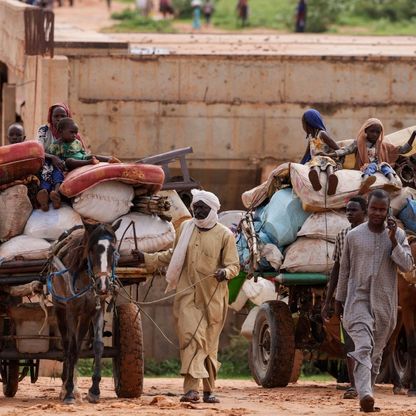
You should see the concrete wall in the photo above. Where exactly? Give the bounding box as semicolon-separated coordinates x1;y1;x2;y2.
64;52;416;208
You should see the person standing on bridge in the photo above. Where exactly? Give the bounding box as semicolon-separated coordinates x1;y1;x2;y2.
133;189;240;404
322;196;367;400
335;189;413;413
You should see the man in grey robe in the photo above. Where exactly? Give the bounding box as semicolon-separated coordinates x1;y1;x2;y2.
335;189;413;412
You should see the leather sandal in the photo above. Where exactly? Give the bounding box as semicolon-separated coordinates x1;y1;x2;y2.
180;390;200;403
203;392;220;403
343;387;358;399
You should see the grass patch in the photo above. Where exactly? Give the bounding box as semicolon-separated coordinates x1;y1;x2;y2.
108;9;176;33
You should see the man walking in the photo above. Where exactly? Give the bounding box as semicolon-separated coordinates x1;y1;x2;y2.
133;189;239;404
322;196;367;399
336;189;413;412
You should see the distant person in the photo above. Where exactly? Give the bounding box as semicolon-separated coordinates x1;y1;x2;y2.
136;0;153;16
295;0;307;32
159;0;175;18
191;0;202;30
7;123;26;144
236;0;248;26
203;0;214;26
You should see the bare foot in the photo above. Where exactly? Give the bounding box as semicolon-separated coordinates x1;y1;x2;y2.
308;169;322;191
36;189;50;212
109;156;121;163
50;190;62;209
91;156;100;165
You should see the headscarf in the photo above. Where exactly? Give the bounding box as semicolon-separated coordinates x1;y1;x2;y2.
356;118;398;167
300;109;327;164
47;103;86;148
47;103;72;138
165;189;221;292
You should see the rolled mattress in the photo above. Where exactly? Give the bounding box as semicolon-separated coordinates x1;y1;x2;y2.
60;162;165;197
0;141;44;185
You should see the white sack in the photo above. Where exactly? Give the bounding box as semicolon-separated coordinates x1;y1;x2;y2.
290;163;399;212
0;235;50;264
24;204;82;241
218;210;245;231
261;243;283;270
73;181;134;223
229;289;249;312
297;210;349;242
282;237;334;273
0;185;32;241
114;212;176;256
157;190;191;230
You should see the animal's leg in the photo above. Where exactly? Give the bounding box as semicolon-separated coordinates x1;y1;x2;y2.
56;308;70;401
63;332;78;405
86;308;105;404
388;312;406;395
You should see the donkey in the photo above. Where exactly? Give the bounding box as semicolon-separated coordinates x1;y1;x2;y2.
50;220;121;405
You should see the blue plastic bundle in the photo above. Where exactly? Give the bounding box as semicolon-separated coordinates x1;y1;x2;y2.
260;188;310;249
399;197;416;233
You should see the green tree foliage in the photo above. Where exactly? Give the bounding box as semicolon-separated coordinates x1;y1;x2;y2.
305;0;346;32
352;0;416;22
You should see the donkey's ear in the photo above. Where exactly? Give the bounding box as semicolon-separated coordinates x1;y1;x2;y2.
82;218;99;234
112;219;123;233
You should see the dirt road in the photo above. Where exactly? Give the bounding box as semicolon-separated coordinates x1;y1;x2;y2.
1;376;416;416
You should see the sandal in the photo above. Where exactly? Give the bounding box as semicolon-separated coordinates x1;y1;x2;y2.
180;390;199;403
309;169;322;191
203;392;220;403
327;173;338;196
358;175;376;195
343;387;358;399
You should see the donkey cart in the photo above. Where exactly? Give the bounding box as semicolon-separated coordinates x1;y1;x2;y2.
0;252;146;399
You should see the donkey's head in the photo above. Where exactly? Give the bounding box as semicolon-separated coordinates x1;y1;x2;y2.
83;219;122;295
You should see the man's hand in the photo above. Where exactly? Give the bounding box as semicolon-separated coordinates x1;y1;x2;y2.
50;155;65;170
387;217;398;248
334;300;343;319
214;269;227;282
321;302;331;322
131;249;145;264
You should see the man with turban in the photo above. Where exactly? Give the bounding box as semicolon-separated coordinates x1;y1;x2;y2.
133;189;240;403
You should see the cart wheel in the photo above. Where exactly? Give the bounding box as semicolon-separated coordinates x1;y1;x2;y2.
2;360;19;397
251;300;295;388
112;303;144;398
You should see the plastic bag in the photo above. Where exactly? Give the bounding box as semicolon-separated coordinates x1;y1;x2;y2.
219;210;245;231
242;277;276;306
24;204;83;241
260;187;310;248
398;198;416;233
114;212;176;256
0;185;32;241
282;237;334;273
297;210;349;242
391;187;416;216
72;181;134;223
0;235;50;264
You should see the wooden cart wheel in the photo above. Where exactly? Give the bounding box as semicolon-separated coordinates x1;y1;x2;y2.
112;303;144;398
2;360;19;397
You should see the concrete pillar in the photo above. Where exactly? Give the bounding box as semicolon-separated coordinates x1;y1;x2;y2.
1;83;16;146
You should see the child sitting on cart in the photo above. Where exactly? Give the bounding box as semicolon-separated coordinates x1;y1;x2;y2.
328;118;416;194
300;109;340;196
36;118;120;212
7;123;26;144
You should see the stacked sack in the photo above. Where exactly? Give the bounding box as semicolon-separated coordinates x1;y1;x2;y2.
0;150;187;264
235;160;406;279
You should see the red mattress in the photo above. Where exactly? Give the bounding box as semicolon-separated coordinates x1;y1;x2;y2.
0;141;44;185
60;163;165;197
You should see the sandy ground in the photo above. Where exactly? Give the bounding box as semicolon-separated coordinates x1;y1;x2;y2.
1;376;416;416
